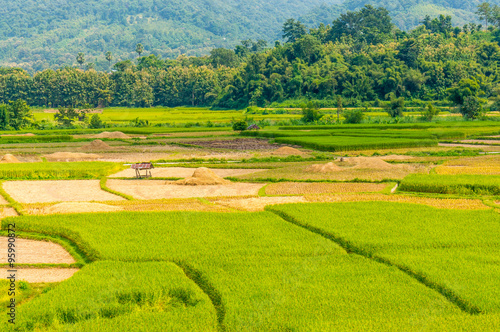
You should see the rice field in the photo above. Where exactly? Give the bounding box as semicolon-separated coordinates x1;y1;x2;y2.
265;182;389;195
266;202;500;314
3;210;480;330
400;174;500;196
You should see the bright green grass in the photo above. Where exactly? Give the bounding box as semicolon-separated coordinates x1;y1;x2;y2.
2;261;217;331
266;202;500;313
3;211;466;330
33;107;301;124
400;174;500;195
0;162;125;180
274;136;437;152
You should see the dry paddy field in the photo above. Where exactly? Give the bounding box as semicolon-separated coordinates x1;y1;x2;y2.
110;167;267;178
265;182;389;195
3;180;125;203
106;179;265;200
0;268;79;283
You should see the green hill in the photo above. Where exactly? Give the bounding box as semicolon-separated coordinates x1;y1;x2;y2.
302;0;500;31
0;0;339;71
0;0;497;71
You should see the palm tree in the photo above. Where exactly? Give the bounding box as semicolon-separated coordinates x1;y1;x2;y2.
105;51;112;68
76;52;85;68
135;43;144;57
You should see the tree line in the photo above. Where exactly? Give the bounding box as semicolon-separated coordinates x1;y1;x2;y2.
0;4;499;118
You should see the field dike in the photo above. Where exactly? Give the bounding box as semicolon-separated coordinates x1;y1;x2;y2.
174;260;226;331
265;207;483;316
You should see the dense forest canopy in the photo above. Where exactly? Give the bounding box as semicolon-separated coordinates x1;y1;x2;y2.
0;0;338;72
1;3;500;119
0;0;500;71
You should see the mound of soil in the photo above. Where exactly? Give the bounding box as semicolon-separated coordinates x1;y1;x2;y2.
43;202;122;214
79;139;111;151
306;162;342;173
93;131;130;139
44;152;100;162
351;157;394;170
175;167;231;185
0;154;21;163
272;147;304;156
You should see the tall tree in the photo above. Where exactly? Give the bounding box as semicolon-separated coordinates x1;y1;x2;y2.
282;19;307;43
135;43;144;57
476;2;493;29
76;52;85;68
105;51;113;68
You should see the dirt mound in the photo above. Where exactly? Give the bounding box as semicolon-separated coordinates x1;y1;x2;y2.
175;167;231;185
44;152;99;162
93;131;130;139
351;157;394;170
272;147;305;156
43;202;123;215
0;154;21;163
79;139;111;151
306;162;342;173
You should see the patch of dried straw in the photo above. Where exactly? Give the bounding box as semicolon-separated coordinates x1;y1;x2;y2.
175;167;230;185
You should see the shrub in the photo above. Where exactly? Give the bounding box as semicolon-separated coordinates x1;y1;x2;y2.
89;114;105;129
343;110;364;124
232;120;247;131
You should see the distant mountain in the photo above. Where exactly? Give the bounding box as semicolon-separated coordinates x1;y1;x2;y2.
301;0;500;31
0;0;339;71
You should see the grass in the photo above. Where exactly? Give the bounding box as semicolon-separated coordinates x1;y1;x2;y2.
0;162;125;180
400;174;500;196
2;211;471;330
2;261;218;331
266;202;500;314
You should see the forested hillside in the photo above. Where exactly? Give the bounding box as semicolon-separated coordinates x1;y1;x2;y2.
302;0;500;30
0;0;338;72
1;5;499;118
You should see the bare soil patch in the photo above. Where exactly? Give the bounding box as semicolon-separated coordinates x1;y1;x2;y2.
0;237;75;264
0;154;20;163
272;147;305;156
110;167;266;178
79;139;114;151
43;152;100;162
107;179;264;200
186;138;281;150
212;196;307;211
0;268;79;283
1;133;35;137
3;180;125;203
266;182;388;195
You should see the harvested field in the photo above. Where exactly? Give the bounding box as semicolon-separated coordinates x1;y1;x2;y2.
0;268;79;283
460;139;500;145
3;180;125;203
108;198;232;212
0;237;75;264
0;133;35;137
43;152;100;162
304;193;490;210
212;196;307;211
107;179;265;200
306;162;341;172
0;154;21;163
186;138;282;150
266;182;388;195
110;167;267;178
272;146;305;155
0;207;17;218
379;155;415;161
26;202;124;215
